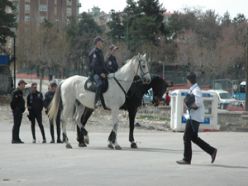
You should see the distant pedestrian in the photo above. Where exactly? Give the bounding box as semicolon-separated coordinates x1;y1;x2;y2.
165;91;170;106
43;82;62;143
176;72;217;165
105;44;119;73
10;79;27;144
27;82;46;143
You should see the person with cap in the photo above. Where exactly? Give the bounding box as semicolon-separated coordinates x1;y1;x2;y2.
43;81;62;143
176;72;217;165
88;36;108;109
27;82;46;143
10;79;27;143
105;44;119;73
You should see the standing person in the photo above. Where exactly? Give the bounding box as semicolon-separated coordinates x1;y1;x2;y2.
165;91;171;106
27;82;46;143
88;36;108;108
43;82;62;143
10;79;27;144
105;44;119;73
176;72;217;165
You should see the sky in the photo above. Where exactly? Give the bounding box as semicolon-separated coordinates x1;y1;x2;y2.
79;0;248;18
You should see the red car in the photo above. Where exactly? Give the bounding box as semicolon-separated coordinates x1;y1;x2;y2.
226;101;245;111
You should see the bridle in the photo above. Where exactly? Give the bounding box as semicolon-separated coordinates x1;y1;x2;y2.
113;56;150;98
135;57;149;83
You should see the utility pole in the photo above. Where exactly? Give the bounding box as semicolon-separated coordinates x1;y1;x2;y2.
13;35;16;89
245;27;248;111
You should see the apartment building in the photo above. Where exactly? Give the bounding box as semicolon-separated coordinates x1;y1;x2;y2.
10;0;81;32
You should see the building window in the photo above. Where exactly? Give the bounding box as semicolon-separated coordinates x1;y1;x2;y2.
39;4;48;12
25;4;30;13
40;16;47;23
24;15;30;23
67;0;72;6
25;0;30;3
66;7;72;17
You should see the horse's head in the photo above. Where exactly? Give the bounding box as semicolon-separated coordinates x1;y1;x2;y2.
150;76;169;106
135;54;151;84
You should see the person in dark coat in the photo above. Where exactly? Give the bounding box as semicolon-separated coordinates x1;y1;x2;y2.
27;82;46;143
43;82;62;143
105;44;119;73
10;79;27;144
88;36;108;108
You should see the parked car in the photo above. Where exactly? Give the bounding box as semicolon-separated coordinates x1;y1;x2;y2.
226;100;245;111
142;89;153;105
209;90;236;109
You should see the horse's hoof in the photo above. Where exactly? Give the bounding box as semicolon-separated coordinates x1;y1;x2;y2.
115;145;122;150
131;142;138;149
108;143;114;149
66;143;72;149
78;143;87;147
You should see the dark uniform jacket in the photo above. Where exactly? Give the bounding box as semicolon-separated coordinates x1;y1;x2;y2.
89;47;107;75
10;88;25;113
27;91;43;113
43;91;55;112
105;54;119;73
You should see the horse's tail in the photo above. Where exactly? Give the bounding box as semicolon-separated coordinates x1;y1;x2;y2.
48;83;62;121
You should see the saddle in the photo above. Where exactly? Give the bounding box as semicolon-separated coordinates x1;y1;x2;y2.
84;76;108;93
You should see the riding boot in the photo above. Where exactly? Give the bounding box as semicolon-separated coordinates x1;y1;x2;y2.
100;93;110;110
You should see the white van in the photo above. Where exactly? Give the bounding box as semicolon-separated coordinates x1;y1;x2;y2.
209;90;236;109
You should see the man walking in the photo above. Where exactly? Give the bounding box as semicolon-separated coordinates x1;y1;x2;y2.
176;72;217;165
10;80;27;144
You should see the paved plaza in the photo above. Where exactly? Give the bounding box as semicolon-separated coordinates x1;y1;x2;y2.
0;119;248;186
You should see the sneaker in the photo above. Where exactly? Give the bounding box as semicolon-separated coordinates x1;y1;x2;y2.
32;139;36;143
57;139;63;143
211;149;217;163
50;140;55;143
176;159;191;165
42;139;46;144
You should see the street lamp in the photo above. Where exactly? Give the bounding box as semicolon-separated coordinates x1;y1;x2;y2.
10;27;16;89
245;27;248;111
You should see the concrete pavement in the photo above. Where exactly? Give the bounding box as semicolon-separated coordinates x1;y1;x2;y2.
0;121;248;186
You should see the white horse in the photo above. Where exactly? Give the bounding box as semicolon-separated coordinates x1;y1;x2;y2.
48;54;151;149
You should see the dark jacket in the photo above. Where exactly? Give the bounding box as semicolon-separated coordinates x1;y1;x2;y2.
10;88;25;113
105;54;119;73
89;47;107;75
43;91;55;109
27;91;43;113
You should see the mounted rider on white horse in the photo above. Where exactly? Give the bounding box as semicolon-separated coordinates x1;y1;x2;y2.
48;48;151;149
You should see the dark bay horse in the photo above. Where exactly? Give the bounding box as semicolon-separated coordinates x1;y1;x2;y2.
76;75;169;149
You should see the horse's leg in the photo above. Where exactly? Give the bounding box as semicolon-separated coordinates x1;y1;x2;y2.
74;104;87;147
108;109;121;150
128;107;138;148
61;104;74;149
81;108;93;143
60;118;72;149
75;105;93;147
